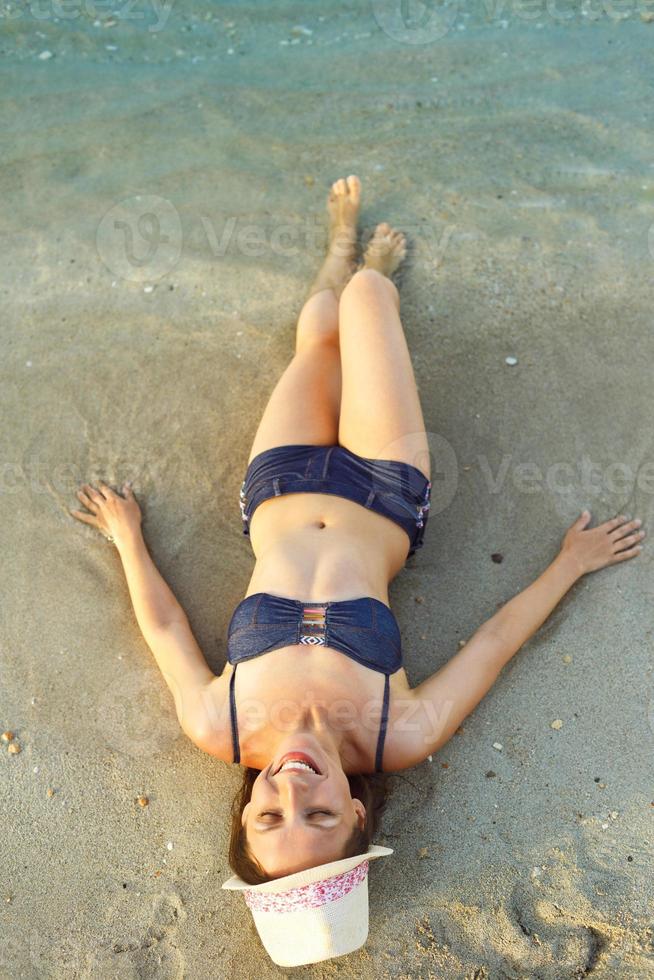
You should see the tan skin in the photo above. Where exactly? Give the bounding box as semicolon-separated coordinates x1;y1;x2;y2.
71;176;646;879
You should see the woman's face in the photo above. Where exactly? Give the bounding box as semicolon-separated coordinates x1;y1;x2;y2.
241;736;366;878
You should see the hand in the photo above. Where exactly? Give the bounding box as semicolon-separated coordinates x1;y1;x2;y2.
560;510;645;575
70;481;142;545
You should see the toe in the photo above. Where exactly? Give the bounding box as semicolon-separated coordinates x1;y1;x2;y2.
346;175;361;202
334;178;347;196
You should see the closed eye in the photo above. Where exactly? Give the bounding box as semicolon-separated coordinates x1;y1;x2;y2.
258;810;336;819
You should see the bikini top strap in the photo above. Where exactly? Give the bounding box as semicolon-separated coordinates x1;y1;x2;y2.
374;673;390;773
229;665;241;764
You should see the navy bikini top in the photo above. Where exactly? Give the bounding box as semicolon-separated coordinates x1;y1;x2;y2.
226;592;403;772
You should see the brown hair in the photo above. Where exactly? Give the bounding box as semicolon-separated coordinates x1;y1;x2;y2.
228;768;389;885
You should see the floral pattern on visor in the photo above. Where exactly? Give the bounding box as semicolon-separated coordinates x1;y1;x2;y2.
244;861;369;913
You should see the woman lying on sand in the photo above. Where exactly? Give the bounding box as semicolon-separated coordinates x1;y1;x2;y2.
71;175;645;966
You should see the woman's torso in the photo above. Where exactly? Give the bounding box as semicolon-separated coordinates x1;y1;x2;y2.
223;492;414;771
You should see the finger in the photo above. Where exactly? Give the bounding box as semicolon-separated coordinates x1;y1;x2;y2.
600;514;628;533
83;483;105;502
610;518;641;541
69;509;98;527
76;488;97;512
98;480;118;498
122;481;134;497
613;531;645;552
573;509;592;530
611;544;643;562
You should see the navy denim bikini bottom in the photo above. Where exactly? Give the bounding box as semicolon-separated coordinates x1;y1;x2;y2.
238;443;431;558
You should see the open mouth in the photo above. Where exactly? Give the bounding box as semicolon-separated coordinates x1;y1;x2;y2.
273;752;322;776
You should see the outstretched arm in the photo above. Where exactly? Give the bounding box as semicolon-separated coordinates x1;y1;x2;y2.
70;481;217;738
395;511;644;768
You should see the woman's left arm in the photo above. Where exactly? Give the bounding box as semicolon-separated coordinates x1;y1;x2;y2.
393;511;644;768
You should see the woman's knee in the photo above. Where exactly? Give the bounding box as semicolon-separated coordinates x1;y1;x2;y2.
296;290;339;350
339;268;399;310
295;313;339;353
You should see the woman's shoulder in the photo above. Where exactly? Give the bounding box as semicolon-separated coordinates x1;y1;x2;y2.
182;673;235;763
381;683;433;772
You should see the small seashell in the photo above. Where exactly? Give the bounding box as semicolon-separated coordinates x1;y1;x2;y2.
505;355;518;366
47;787;55;798
143;285;154;293
137;796;149;807
417;846;429;859
493;742;503;751
562;654;572;664
7;742;21;754
1;731;14;742
166;841;174;850
38;50;54;60
550;719;563;730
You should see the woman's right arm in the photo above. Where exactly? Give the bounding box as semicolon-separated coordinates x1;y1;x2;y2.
71;481;231;754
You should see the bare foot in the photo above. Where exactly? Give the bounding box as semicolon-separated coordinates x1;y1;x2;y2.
327;175;361;246
307;175;361;299
362;222;406;279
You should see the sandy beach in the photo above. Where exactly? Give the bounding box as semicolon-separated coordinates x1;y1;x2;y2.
1;1;654;976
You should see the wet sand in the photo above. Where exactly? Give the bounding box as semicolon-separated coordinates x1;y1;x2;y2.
1;2;654;977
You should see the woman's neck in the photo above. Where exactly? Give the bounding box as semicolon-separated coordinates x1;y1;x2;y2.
242;706;361;773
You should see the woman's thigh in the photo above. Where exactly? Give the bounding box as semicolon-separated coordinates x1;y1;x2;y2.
246;340;341;465
337;269;431;480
